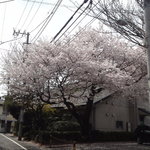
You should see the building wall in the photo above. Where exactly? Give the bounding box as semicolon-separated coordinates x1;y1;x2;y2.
90;91;138;132
0;101;16;133
0;102;5;132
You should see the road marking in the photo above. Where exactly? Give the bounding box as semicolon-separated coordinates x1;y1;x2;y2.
0;133;27;150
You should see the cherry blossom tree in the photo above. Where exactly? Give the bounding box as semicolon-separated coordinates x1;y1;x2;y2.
2;28;146;137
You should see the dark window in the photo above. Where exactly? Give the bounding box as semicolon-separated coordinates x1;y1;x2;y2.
116;121;123;129
1;120;5;128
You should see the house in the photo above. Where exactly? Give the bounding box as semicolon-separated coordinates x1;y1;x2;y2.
90;88;150;132
0;101;16;133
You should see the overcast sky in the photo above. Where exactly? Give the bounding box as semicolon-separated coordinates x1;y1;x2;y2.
0;0;98;48
0;0;100;96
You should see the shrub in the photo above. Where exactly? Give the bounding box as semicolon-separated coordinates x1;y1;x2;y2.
28;130;81;144
23;130;38;141
52;121;80;132
52;131;81;141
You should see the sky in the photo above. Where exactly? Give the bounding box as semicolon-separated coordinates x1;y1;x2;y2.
0;0;98;48
0;0;100;96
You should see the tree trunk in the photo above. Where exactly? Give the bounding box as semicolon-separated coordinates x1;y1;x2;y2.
64;98;94;140
80;117;91;139
63;85;96;140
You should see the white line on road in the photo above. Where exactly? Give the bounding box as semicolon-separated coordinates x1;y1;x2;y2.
0;133;27;150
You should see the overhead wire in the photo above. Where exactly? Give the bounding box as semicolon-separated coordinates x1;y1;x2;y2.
69;0;97;18
23;0;76;11
40;15;97;64
0;36;24;46
15;0;29;29
29;14;51;33
25;0;44;30
65;1;98;39
31;0;63;43
54;0;93;43
1;3;7;42
29;0;71;34
69;0;78;8
20;0;37;30
57;0;100;40
65;9;92;37
64;15;96;45
62;1;102;45
50;0;90;43
0;0;14;4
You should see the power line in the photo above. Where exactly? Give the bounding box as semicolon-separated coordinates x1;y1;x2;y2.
23;0;76;9
20;0;37;29
54;0;93;43
63;2;102;45
64;5;96;38
0;0;14;3
66;1;97;37
15;0;29;29
29;14;50;33
1;3;7;42
54;0;96;39
25;0;44;30
65;17;96;45
0;37;24;46
50;0;90;43
31;0;63;43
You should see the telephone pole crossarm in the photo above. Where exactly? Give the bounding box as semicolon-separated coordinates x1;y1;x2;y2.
13;29;30;44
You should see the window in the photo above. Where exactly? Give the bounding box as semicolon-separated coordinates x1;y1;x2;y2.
116;121;123;129
1;120;5;128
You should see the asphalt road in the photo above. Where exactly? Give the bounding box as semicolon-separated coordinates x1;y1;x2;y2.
0;133;42;150
1;134;150;150
76;142;150;150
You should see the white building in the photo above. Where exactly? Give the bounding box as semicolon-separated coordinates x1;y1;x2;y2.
90;89;150;132
0;101;16;133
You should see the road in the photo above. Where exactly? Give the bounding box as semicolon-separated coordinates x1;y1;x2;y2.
0;133;42;150
0;133;150;150
76;142;150;150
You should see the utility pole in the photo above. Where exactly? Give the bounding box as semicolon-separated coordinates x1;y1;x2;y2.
18;107;24;141
13;29;30;141
144;0;150;108
13;29;30;45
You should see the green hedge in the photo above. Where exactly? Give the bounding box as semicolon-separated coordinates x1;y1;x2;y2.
23;130;81;144
52;121;80;132
23;130;38;141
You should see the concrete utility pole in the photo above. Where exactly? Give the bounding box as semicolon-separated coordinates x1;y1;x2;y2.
13;29;30;45
18;107;24;141
13;29;30;141
144;0;150;108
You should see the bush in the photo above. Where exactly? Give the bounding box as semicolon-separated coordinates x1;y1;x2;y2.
52;121;80;132
37;131;51;144
23;130;38;141
32;130;81;145
52;131;81;140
